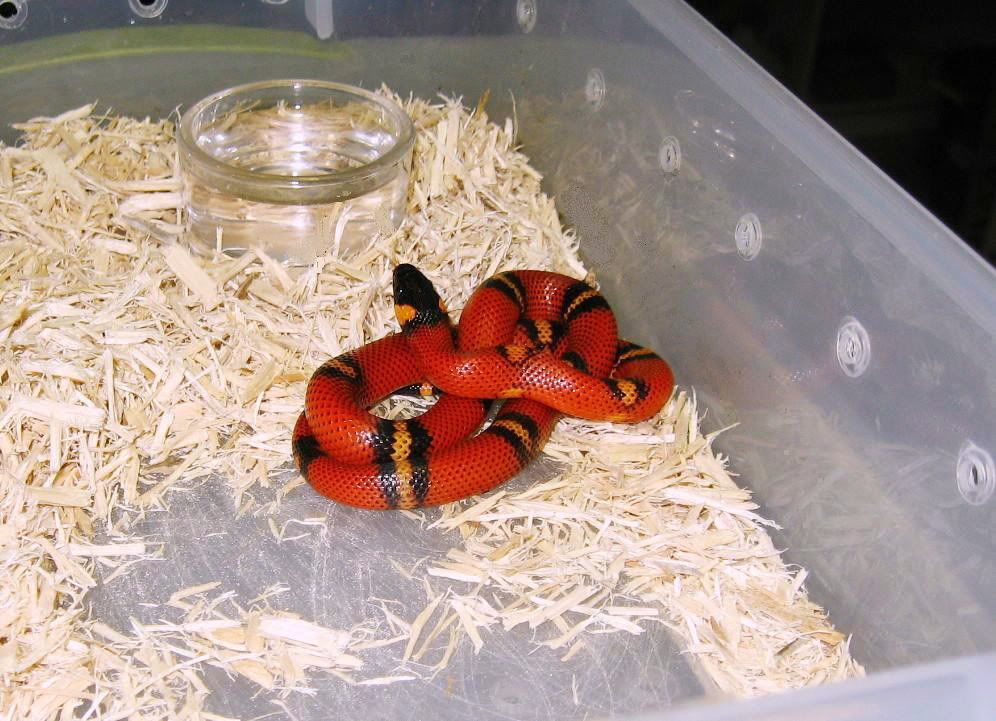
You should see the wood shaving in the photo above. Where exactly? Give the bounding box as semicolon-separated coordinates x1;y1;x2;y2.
1;90;862;719
416;396;863;695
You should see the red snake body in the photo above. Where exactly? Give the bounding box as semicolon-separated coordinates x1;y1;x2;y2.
293;265;674;510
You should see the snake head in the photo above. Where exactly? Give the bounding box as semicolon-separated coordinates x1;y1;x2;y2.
393;264;448;330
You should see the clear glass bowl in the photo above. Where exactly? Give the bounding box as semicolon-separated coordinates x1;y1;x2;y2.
178;79;414;264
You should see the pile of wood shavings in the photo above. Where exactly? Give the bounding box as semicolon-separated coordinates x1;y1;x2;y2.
0;105;416;720
411;395;863;694
0;92;861;719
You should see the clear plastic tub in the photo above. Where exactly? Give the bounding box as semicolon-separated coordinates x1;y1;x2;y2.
1;1;993;720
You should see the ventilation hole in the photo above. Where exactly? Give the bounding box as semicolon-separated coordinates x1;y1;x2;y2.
129;0;167;19
835;316;871;378
734;212;762;260
0;0;26;29
659;136;681;174
957;441;994;505
516;0;537;33
585;68;606;110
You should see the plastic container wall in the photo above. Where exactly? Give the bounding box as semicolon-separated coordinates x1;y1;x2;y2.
1;1;993;719
518;1;996;674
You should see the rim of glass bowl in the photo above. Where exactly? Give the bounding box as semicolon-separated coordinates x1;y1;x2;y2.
178;79;415;206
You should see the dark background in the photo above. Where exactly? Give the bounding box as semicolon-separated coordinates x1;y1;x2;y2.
685;0;996;267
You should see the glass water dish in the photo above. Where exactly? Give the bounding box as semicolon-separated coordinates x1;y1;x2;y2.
178;79;414;264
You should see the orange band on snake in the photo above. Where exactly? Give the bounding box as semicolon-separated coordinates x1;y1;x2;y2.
293;264;674;510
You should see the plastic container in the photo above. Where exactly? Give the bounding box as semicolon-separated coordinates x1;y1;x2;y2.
1;1;993;720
